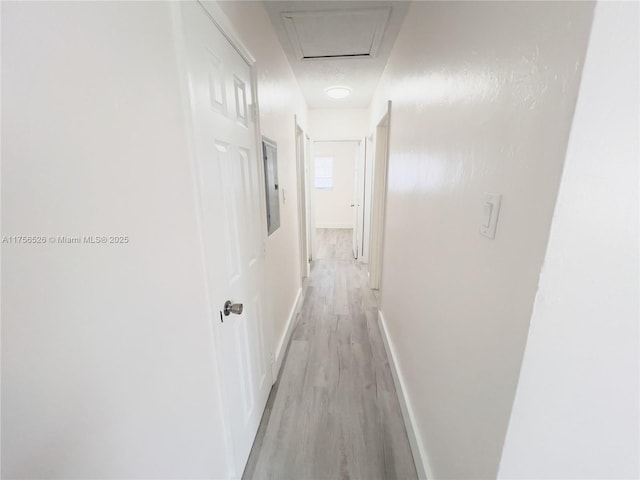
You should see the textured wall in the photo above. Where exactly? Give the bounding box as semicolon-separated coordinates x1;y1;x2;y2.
499;3;639;478
369;2;594;478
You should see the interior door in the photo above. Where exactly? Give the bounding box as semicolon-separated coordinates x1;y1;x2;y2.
352;140;366;259
180;2;271;476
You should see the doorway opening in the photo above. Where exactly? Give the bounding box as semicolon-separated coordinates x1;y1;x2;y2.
295;119;311;281
311;140;363;259
368;101;392;290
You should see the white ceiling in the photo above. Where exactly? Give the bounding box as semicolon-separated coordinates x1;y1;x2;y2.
263;1;410;109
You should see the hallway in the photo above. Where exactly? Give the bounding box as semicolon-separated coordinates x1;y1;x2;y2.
243;229;417;480
3;2;637;479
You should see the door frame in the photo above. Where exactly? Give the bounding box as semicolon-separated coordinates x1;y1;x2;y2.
305;134;313;263
369;101;392;291
360;133;375;264
295;117;310;280
353;138;367;260
311;137;363;228
172;2;272;477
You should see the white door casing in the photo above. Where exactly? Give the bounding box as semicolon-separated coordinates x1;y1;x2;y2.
361;134;374;264
308;137;317;261
305;134;313;262
178;2;271;477
353;139;367;260
352;144;359;259
369;102;392;290
295;121;309;279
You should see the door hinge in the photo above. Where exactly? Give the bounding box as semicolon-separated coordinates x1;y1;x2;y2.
269;352;275;365
250;104;258;123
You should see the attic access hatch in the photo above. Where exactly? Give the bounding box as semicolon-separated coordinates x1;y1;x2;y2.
281;8;391;60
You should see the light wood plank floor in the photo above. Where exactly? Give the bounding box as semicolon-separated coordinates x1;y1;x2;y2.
243;228;418;480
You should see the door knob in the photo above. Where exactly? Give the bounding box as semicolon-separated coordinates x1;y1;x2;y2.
224;300;243;316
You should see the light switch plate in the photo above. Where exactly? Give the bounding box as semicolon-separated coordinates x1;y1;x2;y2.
480;193;502;239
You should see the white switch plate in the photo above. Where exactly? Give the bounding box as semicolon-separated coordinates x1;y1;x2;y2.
480;193;502;239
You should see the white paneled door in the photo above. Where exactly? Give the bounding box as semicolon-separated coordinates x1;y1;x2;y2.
179;3;270;477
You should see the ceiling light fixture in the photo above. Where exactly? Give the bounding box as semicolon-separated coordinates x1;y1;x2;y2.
325;86;352;99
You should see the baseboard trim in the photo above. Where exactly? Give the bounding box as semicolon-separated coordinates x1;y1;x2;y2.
316;223;353;229
272;286;305;382
377;309;433;480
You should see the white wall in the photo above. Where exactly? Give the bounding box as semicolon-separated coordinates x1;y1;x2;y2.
313;141;358;229
2;2;229;478
368;2;595;478
498;3;639;478
309;108;369;140
212;1;309;371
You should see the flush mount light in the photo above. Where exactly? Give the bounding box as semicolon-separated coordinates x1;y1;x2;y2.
325;86;352;99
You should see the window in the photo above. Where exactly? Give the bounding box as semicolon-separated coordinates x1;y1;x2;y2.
314;156;333;189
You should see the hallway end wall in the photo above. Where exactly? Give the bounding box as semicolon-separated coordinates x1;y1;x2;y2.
369;2;595;478
308;108;370;244
312;141;358;229
498;3;639;478
211;1;309;372
308;108;369;140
